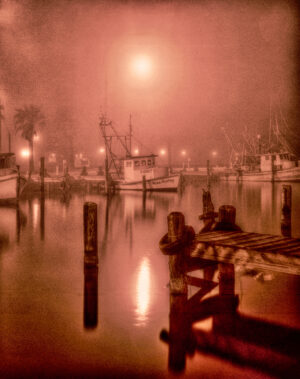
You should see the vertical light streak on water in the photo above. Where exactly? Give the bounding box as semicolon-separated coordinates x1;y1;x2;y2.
32;201;39;231
135;257;151;326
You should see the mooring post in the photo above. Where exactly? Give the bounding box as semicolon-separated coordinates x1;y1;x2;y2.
218;205;236;225
142;175;146;192
216;262;236;333
83;202;98;265
16;164;20;200
206;159;211;190
281;185;292;237
167;212;187;295
167;211;188;372
40;157;45;194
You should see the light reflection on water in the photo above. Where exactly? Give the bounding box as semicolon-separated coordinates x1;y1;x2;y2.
135;257;151;326
0;181;299;377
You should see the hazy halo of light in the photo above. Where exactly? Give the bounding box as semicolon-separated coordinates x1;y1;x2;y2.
131;55;153;79
20;149;30;158
135;257;151;326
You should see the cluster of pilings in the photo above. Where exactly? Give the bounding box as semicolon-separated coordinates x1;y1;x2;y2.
159;187;298;376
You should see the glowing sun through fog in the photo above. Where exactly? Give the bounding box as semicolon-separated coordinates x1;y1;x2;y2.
131;55;153;79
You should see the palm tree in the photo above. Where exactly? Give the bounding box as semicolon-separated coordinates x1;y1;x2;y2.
14;105;45;178
0;102;4;152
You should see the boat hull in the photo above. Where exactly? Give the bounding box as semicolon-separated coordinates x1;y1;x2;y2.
222;167;300;182
114;174;180;191
0;173;27;203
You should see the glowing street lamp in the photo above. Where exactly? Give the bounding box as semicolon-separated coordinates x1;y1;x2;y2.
160;149;166;156
133;148;139;155
99;147;105;154
20;148;30;158
181;150;187;169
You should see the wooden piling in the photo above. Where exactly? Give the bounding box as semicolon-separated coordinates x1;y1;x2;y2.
83;202;98;265
215;262;236;333
16;165;20;200
142;175;146;192
281;185;292;237
84;265;98;329
167;212;187;295
218;205;236;225
206;159;211;190
40;157;45;194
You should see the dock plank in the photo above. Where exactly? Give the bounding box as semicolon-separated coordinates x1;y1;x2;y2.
193;231;300;275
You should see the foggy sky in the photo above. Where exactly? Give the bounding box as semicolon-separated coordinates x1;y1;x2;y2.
0;0;299;165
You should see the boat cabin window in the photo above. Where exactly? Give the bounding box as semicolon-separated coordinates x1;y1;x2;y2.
134;160;140;167
147;159;152;166
126;161;132;167
141;160;146;166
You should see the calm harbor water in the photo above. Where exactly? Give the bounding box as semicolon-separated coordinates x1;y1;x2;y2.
0;181;300;378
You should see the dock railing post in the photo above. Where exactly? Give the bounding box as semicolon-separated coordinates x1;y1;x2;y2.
281;185;292;237
84;202;98;266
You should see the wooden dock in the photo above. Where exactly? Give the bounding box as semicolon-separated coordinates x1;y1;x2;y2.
193;230;300;275
159;195;300;376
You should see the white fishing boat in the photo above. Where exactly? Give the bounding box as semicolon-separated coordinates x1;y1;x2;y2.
221;105;300;182
114;154;180;191
223;152;300;182
0;153;27;203
99;114;180;192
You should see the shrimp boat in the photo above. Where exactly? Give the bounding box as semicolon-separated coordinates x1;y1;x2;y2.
99;114;180;191
221;105;300;182
0;153;27;203
223;152;300;182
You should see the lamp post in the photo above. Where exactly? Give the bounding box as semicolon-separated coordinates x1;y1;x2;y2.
20;148;31;176
98;147;105;175
181;150;186;170
211;150;218;167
